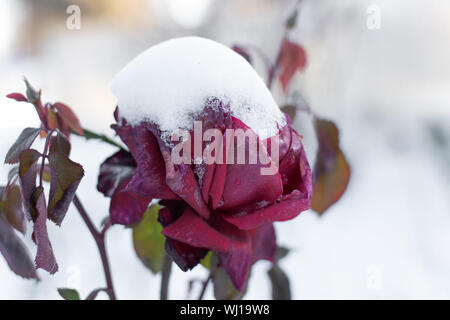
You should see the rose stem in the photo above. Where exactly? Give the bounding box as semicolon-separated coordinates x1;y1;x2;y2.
160;253;172;300
267;0;301;90
198;274;212;300
38;130;53;188
73;194;116;300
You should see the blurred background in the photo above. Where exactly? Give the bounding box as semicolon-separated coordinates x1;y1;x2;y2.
1;0;450;299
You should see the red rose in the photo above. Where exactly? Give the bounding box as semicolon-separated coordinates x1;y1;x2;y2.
98;100;312;290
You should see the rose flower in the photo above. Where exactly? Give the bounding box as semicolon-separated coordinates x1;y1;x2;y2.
98;37;312;290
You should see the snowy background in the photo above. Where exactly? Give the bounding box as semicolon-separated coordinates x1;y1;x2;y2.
1;0;449;299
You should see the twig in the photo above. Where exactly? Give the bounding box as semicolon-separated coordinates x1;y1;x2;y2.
198;274;212;300
73;195;116;300
38;130;53;187
73;128;125;150
267;0;302;90
160;253;172;300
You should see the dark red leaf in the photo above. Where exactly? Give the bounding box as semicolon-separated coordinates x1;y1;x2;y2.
53;102;84;136
6;93;28;102
55;113;71;138
1;185;26;234
4;127;42;164
311;118;350;214
49;131;71;156
278;39;307;93
31;186;58;274
18;149;41;221
48;152;84;225
0;215;37;279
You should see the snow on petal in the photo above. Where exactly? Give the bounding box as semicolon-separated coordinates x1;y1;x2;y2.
110;37;285;140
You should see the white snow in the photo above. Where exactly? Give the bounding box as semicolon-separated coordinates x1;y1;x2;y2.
110;37;285;139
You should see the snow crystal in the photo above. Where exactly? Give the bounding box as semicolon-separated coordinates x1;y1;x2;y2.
110;37;285;139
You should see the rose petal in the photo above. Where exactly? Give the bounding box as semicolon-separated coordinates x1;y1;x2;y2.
158;201;209;270
165;239;208;271
250;223;276;263
219;118;283;210
97;150;136;197
113;121;177;200
218;244;251;291
110;180;150;225
157;142;210;220
279;128;312;196
223;121;312;230
222;189;310;230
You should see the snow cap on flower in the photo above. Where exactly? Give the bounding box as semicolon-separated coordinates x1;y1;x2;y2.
110;36;285;139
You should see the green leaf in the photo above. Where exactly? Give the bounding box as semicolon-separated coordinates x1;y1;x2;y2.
5;128;41;164
53;102;84;136
57;288;80;300
0;215;37;279
24;78;41;104
48;152;84;225
268;265;291;300
274;246;289;263
210;253;248;300
132;205;165;274
311;118;351;214
200;251;213;270
286;7;298;29
49;131;71;156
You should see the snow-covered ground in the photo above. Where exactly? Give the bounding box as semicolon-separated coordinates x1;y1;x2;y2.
0;0;449;299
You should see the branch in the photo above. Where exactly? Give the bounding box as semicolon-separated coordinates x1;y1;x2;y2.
73;128;125;150
38;130;53;187
198;274;211;300
73;195;116;300
160;253;172;300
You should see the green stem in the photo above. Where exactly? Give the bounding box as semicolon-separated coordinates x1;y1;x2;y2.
73;128;125;150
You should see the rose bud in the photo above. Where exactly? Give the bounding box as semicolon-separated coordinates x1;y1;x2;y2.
98;37;312;290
